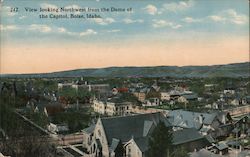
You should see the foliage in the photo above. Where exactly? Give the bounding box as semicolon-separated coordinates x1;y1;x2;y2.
51;109;91;133
146;91;161;99
118;92;140;105
29;112;49;129
148;121;173;157
1;134;56;157
58;87;93;104
0;101;55;156
171;146;189;157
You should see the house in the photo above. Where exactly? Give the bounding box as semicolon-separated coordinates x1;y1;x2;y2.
211;143;228;155
124;128;209;157
92;98;134;116
93;99;106;114
160;91;170;101
82;124;95;149
124;137;149;157
167;110;231;138
151;82;160;92
243;96;250;104
224;88;235;95
26;100;65;116
112;88;119;95
178;93;198;103
232;115;249;136
58;82;74;89
168;90;182;100
133;88;148;102
133;92;146;102
82;112;171;157
212;101;228;110
47;123;69;134
143;98;160;107
90;84;110;93
105;101;133;116
172;128;210;152
59;81;110;94
82;112;210;157
226;140;241;149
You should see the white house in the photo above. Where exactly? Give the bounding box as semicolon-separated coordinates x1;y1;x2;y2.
143;98;160;107
92;99;134;116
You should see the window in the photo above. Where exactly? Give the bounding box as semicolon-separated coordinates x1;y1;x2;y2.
98;129;101;136
128;145;131;152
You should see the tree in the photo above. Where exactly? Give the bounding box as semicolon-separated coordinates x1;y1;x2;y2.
172;146;188;157
148;121;173;157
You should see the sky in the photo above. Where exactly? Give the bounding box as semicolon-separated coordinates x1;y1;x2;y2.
0;0;249;74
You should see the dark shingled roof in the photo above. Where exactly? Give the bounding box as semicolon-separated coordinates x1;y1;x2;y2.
173;128;204;145
100;112;170;145
83;124;95;134
134;137;149;153
168;110;219;129
213;143;228;150
110;138;120;151
182;93;198;100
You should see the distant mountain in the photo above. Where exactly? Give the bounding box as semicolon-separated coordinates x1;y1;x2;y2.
1;62;249;78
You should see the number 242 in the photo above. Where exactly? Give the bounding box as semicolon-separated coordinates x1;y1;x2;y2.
10;7;18;12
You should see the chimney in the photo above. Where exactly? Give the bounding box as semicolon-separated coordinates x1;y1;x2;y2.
221;114;226;124
199;114;204;124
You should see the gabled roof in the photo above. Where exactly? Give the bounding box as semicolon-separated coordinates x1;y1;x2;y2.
83;124;95;134
167;110;220;129
205;135;215;144
134;137;149;153
213;143;228;150
100;112;170;145
173;128;204;145
110;138;120;152
181;93;198;100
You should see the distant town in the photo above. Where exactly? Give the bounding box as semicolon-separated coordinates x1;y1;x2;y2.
0;74;250;157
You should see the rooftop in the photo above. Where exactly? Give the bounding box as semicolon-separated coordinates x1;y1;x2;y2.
100;112;170;145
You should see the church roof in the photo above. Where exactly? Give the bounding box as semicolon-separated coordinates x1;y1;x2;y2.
100;112;170;145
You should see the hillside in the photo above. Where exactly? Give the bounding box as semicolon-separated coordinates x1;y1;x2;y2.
1;62;249;78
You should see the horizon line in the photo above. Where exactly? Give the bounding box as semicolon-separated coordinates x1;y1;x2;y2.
1;61;249;75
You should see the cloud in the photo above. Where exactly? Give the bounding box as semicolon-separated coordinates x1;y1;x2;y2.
40;3;58;8
94;18;115;25
57;27;66;33
123;18;144;24
19;16;27;20
144;4;158;15
152;19;182;29
0;25;20;31
64;4;81;9
163;0;194;12
55;27;78;36
107;29;121;33
29;24;52;33
80;29;97;36
208;15;225;22
182;17;202;23
182;9;248;26
1;23;98;37
209;9;248;25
